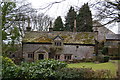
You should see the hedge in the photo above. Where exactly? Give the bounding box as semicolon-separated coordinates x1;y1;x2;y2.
1;56;114;79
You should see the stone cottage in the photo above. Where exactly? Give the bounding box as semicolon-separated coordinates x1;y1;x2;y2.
22;29;98;62
22;21;116;62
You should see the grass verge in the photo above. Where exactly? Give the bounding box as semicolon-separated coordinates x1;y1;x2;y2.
67;60;119;77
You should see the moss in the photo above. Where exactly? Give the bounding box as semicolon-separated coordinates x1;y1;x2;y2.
23;32;95;44
83;39;94;44
61;35;68;39
34;37;52;42
75;33;82;39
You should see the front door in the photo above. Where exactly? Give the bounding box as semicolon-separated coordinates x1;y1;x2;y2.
38;54;44;60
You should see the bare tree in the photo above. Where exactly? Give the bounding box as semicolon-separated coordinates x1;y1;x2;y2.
30;13;53;31
92;0;120;26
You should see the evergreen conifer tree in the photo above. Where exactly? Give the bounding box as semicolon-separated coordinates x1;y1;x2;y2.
65;6;76;31
76;3;93;32
53;16;64;31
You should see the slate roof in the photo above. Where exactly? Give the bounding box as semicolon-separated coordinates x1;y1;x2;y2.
23;31;96;44
106;34;120;41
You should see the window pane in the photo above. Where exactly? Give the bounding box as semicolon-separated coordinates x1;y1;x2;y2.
55;42;62;46
28;54;33;58
64;55;72;60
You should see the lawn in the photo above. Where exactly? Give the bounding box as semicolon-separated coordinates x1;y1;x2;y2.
67;60;119;77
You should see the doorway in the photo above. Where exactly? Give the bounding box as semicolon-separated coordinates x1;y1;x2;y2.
38;54;44;60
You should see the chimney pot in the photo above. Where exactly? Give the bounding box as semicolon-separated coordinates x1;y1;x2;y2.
49;21;53;32
73;19;76;32
26;27;31;31
26;16;31;31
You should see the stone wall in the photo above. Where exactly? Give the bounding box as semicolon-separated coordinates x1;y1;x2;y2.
23;44;51;62
62;45;94;59
93;27;115;42
23;43;95;62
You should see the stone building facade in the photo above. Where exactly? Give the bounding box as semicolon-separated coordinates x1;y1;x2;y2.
22;31;97;62
104;34;120;55
22;23;116;62
92;26;115;42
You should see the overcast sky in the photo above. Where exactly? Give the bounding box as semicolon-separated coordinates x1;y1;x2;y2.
27;0;118;34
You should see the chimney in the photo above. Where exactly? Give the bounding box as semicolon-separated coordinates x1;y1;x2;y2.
49;21;53;32
94;27;98;33
73;18;76;32
26;16;31;31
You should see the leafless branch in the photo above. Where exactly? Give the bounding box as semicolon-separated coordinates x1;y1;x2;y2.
38;0;66;10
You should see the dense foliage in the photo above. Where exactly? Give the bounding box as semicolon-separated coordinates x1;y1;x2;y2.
2;56;115;79
1;56;18;78
2;57;67;79
1;1;32;56
53;16;64;31
97;54;109;63
1;1;52;56
54;68;113;79
2;2;22;42
102;47;108;55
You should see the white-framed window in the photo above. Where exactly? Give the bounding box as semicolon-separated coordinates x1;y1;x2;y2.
54;54;60;60
64;54;72;60
28;54;33;58
55;41;62;46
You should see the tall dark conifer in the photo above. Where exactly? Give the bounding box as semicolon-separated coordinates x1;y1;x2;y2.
65;6;76;31
76;3;93;32
53;16;64;31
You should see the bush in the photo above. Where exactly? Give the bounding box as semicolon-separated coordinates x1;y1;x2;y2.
1;57;113;79
84;57;96;62
97;54;109;63
2;58;67;79
35;59;67;70
97;54;104;63
102;47;108;55
54;68;113;79
110;56;120;60
1;56;15;69
72;57;96;63
18;59;67;79
104;56;109;62
1;56;19;79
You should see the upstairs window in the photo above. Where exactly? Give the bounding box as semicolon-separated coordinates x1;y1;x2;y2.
55;42;62;46
53;35;63;46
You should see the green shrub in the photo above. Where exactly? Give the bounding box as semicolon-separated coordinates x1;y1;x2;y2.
102;47;108;55
110;56;120;60
54;68;113;79
18;59;67;79
35;59;67;70
84;57;96;62
73;57;96;63
1;56;20;79
97;54;109;63
97;54;104;63
1;57;113;79
104;56;109;62
1;56;15;69
2;58;67;79
54;68;87;79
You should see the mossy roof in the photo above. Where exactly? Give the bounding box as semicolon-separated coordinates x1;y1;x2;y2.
23;31;96;44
